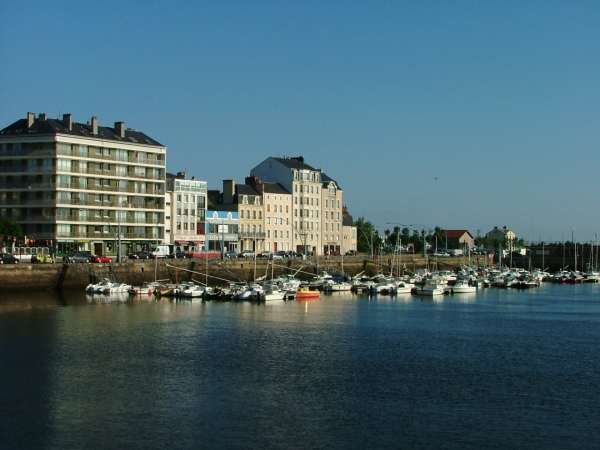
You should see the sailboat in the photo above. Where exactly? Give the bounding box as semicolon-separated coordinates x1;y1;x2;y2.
322;247;352;292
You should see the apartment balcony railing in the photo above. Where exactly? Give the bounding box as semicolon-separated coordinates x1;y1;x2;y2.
56;231;163;240
238;232;266;239
0;166;166;181
0;147;166;167
0;199;165;209
56;199;164;209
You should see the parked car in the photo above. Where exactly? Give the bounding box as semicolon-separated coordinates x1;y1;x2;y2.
0;253;19;264
345;250;359;256
66;252;93;263
167;250;187;259
128;251;155;260
31;253;54;263
91;254;113;263
239;250;256;259
259;251;274;259
224;251;239;259
274;251;288;259
287;251;301;258
434;251;450;258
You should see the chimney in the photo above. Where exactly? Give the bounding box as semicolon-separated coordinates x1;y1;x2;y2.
63;114;73;130
91;116;98;134
114;121;125;137
38;113;47;121
223;180;235;204
27;112;35;128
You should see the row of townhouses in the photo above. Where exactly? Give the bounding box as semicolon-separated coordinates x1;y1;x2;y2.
0;112;357;258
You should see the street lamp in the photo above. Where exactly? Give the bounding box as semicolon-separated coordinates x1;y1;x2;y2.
387;222;428;260
356;226;373;258
103;211;121;262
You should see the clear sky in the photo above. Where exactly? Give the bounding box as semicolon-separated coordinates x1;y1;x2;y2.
1;1;599;243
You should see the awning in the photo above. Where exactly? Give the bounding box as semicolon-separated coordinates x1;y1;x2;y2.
188;240;204;245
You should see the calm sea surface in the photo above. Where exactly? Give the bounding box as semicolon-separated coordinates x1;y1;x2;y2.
1;283;600;449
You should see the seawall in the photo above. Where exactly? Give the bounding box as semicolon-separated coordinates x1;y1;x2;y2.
0;254;583;292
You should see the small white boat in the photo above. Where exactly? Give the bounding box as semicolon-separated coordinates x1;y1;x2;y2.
261;286;287;301
393;282;413;294
128;281;162;296
452;279;476;294
415;279;444;296
180;285;210;298
236;284;263;300
86;278;131;294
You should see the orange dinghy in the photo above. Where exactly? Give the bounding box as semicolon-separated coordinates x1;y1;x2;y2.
295;287;321;300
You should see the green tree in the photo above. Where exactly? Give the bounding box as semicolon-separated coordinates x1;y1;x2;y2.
0;217;23;246
355;217;378;255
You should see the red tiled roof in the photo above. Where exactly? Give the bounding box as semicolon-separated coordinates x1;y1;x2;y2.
443;230;474;239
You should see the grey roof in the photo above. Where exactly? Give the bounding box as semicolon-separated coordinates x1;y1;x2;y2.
320;172;342;190
271;156;316;171
261;182;291;195
269;156;342;190
0;116;164;147
236;184;261;197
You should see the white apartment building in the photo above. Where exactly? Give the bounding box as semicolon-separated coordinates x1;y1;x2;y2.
166;172;207;252
0;112;166;259
321;173;344;255
261;182;293;253
250;156;342;256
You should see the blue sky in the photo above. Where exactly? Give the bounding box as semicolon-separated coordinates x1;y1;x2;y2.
1;1;599;243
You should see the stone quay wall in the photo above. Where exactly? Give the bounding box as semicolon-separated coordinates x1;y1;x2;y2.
0;254;585;293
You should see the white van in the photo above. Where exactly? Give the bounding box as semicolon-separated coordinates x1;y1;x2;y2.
149;245;170;258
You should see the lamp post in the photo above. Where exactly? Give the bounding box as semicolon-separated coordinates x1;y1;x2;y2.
356;226;373;258
103;212;121;261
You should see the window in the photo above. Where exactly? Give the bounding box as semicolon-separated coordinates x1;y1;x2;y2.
253;211;256;219
325;199;328;207
267;230;271;238
286;205;288;213
240;210;244;219
259;211;262;219
325;211;328;219
267;204;270;212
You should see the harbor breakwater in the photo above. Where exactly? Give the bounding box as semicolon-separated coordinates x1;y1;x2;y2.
0;254;583;292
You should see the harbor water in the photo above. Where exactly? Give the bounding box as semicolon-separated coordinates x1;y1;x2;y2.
1;283;600;449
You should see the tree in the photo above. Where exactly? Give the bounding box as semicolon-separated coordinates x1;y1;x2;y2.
0;217;22;246
355;217;377;255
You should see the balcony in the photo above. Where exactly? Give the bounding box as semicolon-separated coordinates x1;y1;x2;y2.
238;231;266;239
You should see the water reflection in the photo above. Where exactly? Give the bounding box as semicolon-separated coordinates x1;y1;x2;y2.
2;285;600;448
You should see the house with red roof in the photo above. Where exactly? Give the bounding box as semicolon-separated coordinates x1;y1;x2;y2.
442;230;475;250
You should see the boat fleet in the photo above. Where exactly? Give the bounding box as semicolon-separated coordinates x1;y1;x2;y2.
85;263;600;303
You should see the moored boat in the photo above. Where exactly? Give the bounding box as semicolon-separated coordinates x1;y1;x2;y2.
295;287;321;300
